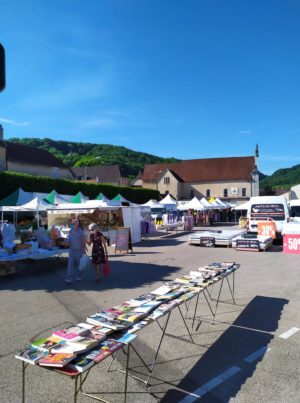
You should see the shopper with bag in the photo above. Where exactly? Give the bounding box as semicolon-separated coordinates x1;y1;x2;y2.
87;223;108;283
64;218;86;285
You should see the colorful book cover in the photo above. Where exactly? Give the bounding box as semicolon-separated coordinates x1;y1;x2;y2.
117;312;145;323
39;352;75;367
15;346;48;365
31;337;65;352
87;348;111;363
128;320;148;334
66;354;94;372
53;325;88;341
115;333;137;344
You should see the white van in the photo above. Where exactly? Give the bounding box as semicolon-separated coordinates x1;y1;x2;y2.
247;196;290;238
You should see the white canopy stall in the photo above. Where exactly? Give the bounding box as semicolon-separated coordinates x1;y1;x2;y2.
160;194;177;211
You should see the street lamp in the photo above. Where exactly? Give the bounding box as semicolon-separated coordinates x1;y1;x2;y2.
151;170;163;191
84;156;101;180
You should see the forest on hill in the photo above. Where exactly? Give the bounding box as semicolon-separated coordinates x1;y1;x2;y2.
8;138;180;177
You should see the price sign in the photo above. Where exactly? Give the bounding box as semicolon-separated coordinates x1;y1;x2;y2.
283;234;300;254
258;221;276;239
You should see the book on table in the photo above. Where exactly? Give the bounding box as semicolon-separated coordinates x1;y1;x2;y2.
117;311;146;323
52;324;89;341
87;313;131;330
51;337;99;354
15;346;48;365
114;332;137;344
133;300;162;313
128;320;148;334
31;337;65;352
66;353;94;373
39;352;75;368
87;339;124;363
150;285;173;296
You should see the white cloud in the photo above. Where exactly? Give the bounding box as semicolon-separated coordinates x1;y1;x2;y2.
0;117;30;127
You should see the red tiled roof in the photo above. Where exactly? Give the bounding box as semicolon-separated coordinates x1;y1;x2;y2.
143;156;256;182
6;142;67;168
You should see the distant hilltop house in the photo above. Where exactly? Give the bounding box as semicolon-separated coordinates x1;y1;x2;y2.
142;154;259;202
0;125;73;179
71;165;130;186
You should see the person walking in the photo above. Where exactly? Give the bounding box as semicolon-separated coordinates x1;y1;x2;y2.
64;218;86;284
87;223;108;283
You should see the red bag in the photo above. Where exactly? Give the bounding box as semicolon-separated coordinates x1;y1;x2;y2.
103;259;110;277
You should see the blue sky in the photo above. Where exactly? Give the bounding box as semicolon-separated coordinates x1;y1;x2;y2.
0;0;300;175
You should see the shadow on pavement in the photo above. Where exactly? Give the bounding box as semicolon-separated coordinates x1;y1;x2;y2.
0;258;181;293
160;295;288;402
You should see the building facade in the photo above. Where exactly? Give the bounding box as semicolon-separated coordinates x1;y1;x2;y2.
142;155;259;203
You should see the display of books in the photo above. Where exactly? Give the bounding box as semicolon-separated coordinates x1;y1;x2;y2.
87;339;124;363
156;290;184;301
150;285;173;296
114;333;137;344
87;314;131;330
66;353;95;373
52;324;89;341
128;320;148;334
31;337;65;352
118;311;146;323
133;300;162;313
39;352;75;368
51;337;99;354
15;346;48;365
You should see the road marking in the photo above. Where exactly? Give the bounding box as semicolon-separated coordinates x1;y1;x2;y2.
279;327;300;339
179;366;241;402
244;346;270;363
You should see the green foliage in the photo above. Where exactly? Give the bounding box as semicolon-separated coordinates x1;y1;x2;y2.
8;138;180;177
0;172;159;204
260;164;300;190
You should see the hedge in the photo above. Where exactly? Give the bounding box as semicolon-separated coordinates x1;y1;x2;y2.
0;171;159;204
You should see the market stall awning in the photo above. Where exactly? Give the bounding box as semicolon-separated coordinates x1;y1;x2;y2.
44;190;70;205
0;188;33;206
70;191;89;204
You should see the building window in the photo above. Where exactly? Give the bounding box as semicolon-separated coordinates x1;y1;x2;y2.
52;167;60;179
164;177;170;185
206;189;211;198
242;188;247;197
224;189;228;198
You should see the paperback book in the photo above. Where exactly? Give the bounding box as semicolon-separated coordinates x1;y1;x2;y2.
31;337;65;352
52;324;89;341
15;346;48;365
39;352;75;368
66;354;94;373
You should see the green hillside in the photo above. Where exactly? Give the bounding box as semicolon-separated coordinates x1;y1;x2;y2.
260;164;300;191
8;138;180;177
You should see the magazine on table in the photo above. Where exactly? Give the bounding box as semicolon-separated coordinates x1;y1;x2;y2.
39;352;75;368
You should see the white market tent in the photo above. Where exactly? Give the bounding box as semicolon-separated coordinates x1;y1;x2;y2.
177;197;204;211
142;199;164;209
232;201;251;211
200;197;214;209
160;194;177;211
44;190;70;205
47;203;144;243
215;198;231;208
17;197;52;212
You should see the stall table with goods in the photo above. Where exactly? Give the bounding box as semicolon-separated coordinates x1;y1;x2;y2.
16;261;239;402
189;229;247;247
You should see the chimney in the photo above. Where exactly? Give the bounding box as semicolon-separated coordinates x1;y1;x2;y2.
0;124;3;141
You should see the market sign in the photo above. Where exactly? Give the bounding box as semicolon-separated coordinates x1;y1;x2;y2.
283;234;300;254
199;237;215;247
250;203;285;221
236;239;260;252
257;221;276;239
